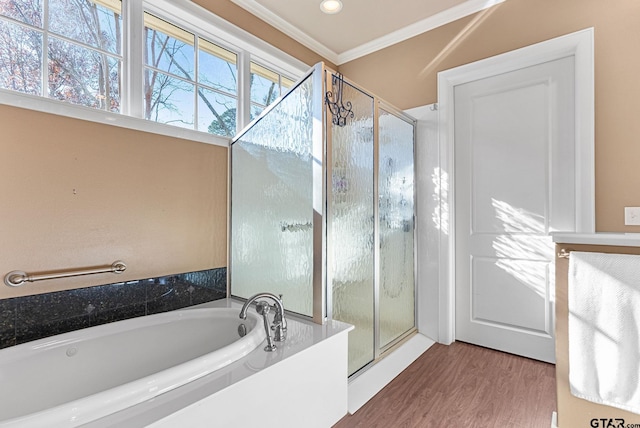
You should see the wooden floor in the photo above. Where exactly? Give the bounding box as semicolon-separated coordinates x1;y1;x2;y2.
333;341;556;428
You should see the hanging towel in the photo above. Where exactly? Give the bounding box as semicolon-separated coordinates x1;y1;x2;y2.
568;251;640;414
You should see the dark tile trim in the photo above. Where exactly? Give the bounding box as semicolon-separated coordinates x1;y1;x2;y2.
0;298;16;348
0;267;226;350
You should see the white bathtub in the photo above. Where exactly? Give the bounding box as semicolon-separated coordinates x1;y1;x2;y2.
0;307;265;427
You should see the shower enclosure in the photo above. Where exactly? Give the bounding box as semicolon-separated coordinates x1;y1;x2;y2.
230;63;415;376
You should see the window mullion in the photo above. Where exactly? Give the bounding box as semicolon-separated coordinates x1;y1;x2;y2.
42;0;49;97
236;51;251;132
124;0;144;118
194;36;199;131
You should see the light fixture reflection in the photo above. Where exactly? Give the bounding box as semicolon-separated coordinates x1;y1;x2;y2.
320;0;343;14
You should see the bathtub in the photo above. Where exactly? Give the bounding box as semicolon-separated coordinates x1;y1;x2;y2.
0;307;265;427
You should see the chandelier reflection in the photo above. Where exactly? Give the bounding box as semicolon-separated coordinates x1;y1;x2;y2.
325;73;354;127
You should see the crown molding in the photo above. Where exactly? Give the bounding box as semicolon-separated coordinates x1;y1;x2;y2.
230;0;340;64
336;0;507;64
232;0;507;65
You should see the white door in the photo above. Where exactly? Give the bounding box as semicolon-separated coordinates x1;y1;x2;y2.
454;56;576;363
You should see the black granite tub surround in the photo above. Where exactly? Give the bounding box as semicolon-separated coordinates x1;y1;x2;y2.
0;298;16;348
0;267;226;350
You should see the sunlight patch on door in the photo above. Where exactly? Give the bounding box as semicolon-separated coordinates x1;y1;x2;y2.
469;198;556;335
491;198;555;302
432;167;449;235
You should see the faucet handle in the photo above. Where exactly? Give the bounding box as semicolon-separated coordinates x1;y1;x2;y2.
269;294;284;311
272;321;287;342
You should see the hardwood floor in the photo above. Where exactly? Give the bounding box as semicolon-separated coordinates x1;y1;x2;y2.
333;341;556;428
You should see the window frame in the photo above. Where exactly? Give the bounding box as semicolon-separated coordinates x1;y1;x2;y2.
0;0;308;147
249;61;296;120
141;12;241;135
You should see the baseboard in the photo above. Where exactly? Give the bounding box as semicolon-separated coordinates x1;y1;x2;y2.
347;333;435;414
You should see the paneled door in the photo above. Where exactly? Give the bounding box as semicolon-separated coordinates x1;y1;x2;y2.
454;56;576;362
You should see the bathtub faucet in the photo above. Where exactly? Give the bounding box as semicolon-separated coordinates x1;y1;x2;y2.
239;293;287;351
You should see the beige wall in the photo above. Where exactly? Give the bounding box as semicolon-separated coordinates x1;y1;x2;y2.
0;1;330;300
0;106;227;299
338;0;640;232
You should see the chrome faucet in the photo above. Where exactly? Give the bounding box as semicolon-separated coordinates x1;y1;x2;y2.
239;293;287;352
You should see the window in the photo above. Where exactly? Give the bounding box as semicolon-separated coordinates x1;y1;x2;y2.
0;0;305;142
0;0;123;111
143;13;238;136
250;61;294;119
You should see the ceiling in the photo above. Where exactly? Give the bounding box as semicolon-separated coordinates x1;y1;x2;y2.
230;0;506;65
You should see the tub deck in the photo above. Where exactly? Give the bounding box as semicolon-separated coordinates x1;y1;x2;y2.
1;298;353;428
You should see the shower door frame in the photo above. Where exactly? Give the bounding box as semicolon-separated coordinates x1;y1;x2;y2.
323;66;418;374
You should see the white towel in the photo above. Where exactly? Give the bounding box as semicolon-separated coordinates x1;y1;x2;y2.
568;251;640;414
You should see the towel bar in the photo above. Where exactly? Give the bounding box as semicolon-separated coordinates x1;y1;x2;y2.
557;248;572;259
4;261;127;287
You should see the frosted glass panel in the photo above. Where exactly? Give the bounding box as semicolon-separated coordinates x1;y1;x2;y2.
230;74;315;316
230;64;417;376
329;77;375;375
379;109;415;348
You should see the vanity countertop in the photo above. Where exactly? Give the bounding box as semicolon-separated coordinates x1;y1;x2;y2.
551;232;640;247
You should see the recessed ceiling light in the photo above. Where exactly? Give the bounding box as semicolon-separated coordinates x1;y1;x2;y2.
320;0;343;14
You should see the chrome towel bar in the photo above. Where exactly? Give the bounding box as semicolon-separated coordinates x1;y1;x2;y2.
4;261;127;287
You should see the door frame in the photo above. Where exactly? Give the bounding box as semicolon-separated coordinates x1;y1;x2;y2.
436;28;595;345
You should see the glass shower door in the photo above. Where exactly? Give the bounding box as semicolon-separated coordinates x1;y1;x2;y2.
378;108;416;349
328;76;375;376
